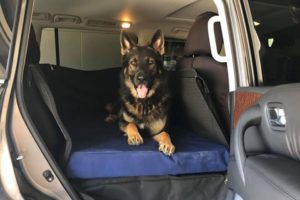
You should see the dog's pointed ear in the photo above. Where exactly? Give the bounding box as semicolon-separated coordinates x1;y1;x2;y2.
120;31;137;55
150;30;165;55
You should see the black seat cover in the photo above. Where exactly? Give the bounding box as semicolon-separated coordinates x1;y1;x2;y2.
178;12;230;139
23;26;70;164
25;26;40;66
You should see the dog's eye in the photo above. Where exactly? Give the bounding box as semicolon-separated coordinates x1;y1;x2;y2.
130;60;137;66
148;59;155;65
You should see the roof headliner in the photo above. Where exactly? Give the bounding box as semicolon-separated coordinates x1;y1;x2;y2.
33;0;217;39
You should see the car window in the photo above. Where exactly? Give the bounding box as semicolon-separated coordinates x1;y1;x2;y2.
164;38;185;71
39;28;186;71
249;0;300;86
0;0;18;79
40;28;122;70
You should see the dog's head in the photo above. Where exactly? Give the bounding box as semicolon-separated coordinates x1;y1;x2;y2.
120;30;165;99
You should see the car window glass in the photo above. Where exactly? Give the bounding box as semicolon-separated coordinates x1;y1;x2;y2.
249;0;300;86
0;0;17;79
39;28;186;71
40;28;124;70
164;38;185;71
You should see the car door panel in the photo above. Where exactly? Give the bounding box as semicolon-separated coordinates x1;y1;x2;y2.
228;84;300;200
231;87;269;154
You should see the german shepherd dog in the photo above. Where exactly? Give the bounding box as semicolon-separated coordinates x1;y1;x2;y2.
111;30;175;156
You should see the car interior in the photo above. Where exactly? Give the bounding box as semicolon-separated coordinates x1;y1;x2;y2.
13;0;300;199
22;0;230;199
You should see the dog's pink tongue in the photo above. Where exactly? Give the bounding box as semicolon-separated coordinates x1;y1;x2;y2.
136;85;148;99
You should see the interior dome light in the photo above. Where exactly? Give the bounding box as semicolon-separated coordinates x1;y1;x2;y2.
121;22;131;29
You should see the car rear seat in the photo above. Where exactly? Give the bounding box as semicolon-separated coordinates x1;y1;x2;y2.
24;26;229;179
174;12;229;145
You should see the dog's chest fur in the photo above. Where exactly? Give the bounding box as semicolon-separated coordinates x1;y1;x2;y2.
121;93;169;124
124;98;167;121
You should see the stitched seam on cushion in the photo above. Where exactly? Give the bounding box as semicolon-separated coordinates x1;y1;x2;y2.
247;161;298;200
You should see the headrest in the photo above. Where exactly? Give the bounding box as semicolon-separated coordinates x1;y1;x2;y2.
25;26;40;66
184;12;223;56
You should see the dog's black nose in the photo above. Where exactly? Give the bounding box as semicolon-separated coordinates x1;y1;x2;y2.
137;73;145;81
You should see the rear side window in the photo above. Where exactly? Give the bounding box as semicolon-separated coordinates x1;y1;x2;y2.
249;0;300;86
0;0;18;78
164;38;185;71
40;28;186;71
40;28;122;70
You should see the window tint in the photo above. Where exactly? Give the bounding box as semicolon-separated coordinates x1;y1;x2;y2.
249;0;300;86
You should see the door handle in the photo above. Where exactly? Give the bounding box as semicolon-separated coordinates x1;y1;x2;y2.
234;104;261;185
268;107;286;128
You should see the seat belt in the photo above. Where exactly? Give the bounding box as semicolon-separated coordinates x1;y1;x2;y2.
30;65;72;166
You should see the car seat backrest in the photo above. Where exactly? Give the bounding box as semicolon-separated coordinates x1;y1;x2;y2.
174;12;229;144
184;12;223;57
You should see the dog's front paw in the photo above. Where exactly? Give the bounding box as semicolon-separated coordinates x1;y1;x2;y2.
128;133;144;145
158;142;175;156
153;131;175;156
124;123;144;146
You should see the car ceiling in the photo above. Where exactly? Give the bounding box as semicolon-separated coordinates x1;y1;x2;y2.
33;0;217;40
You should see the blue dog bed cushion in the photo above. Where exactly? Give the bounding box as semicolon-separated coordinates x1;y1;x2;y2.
66;118;229;179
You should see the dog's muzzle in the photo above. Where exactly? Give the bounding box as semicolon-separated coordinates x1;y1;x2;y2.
134;72;150;99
